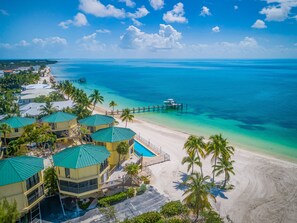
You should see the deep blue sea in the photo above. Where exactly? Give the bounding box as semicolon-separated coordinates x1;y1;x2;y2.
51;59;297;161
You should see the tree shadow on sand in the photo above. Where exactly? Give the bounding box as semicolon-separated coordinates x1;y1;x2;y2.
173;172;189;191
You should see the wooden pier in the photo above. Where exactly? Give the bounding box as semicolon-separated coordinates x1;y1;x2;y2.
105;103;187;116
56;78;86;84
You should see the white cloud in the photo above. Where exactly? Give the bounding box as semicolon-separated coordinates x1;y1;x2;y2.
260;0;297;22
0;9;9;16
0;40;30;49
119;0;135;8
59;13;88;29
200;6;211;16
78;33;106;51
163;3;187;23
120;24;182;50
239;37;258;47
234;5;239;10
132;18;143;26
212;26;220;33
252;19;267;29
17;40;30;47
294;43;297;46
127;6;149;18
32;37;67;47
79;0;125;18
96;29;111;33
149;0;164;10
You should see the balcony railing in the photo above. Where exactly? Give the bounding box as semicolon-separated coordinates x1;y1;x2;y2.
27;187;44;205
60;184;98;194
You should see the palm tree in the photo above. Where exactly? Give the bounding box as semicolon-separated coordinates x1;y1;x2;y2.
116;141;129;167
120;108;134;128
124;163;139;177
0;123;12;146
184;135;206;176
214;157;235;188
40;101;56;116
63;81;74;99
182;151;202;174
183;172;214;222
109;101;118;116
184;135;206;159
207;134;234;183
89;89;104;112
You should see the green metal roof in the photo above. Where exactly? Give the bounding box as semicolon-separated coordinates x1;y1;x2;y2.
91;127;136;143
79;114;114;127
52;144;110;169
0;156;44;187
41;111;77;123
0;116;35;128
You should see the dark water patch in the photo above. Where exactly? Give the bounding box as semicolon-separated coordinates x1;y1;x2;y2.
237;124;266;131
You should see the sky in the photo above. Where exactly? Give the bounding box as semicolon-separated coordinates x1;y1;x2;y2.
0;0;297;58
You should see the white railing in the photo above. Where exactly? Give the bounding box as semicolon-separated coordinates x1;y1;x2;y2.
135;134;170;167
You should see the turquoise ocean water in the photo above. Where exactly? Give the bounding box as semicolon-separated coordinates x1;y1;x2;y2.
51;59;297;162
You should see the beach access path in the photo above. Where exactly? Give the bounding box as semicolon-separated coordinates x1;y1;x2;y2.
93;106;297;223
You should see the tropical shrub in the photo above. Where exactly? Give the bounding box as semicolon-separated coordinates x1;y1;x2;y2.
123;211;162;223
201;209;224;223
98;192;127;207
160;201;188;218
127;187;135;198
136;184;147;195
140;176;150;184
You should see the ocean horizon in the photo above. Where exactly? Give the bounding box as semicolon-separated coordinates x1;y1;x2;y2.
51;59;297;162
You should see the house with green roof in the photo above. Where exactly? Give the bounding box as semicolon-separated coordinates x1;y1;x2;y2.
79;114;115;134
53;144;110;198
0;156;45;222
91;127;136;166
41;111;77;141
0;116;35;142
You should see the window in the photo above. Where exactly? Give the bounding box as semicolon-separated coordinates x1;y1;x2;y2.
27;185;44;205
14;128;19;133
26;173;40;190
128;138;134;146
65;168;70;178
49;123;56;130
59;179;98;194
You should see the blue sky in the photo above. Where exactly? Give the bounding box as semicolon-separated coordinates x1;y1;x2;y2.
0;0;297;58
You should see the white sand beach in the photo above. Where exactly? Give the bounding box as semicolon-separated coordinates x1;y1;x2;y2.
99;108;297;223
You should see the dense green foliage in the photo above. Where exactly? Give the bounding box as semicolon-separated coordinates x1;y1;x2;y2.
98;192;128;207
44;167;59;196
0;59;57;70
160;201;188;218
126;187;135;198
122;212;162;223
0;72;40;116
33;92;65;103
0;198;20;223
57;81;92;119
116;141;130;166
136;184;147;195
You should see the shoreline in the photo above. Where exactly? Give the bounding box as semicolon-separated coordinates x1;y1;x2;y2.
93;105;297;222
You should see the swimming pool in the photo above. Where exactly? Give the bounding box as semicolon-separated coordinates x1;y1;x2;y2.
134;140;156;157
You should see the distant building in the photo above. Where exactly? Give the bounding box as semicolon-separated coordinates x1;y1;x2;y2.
53;144;110;198
0;156;45;222
20;100;75;117
22;84;51;91
0;70;4;77
3;69;13;75
19;88;56;104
